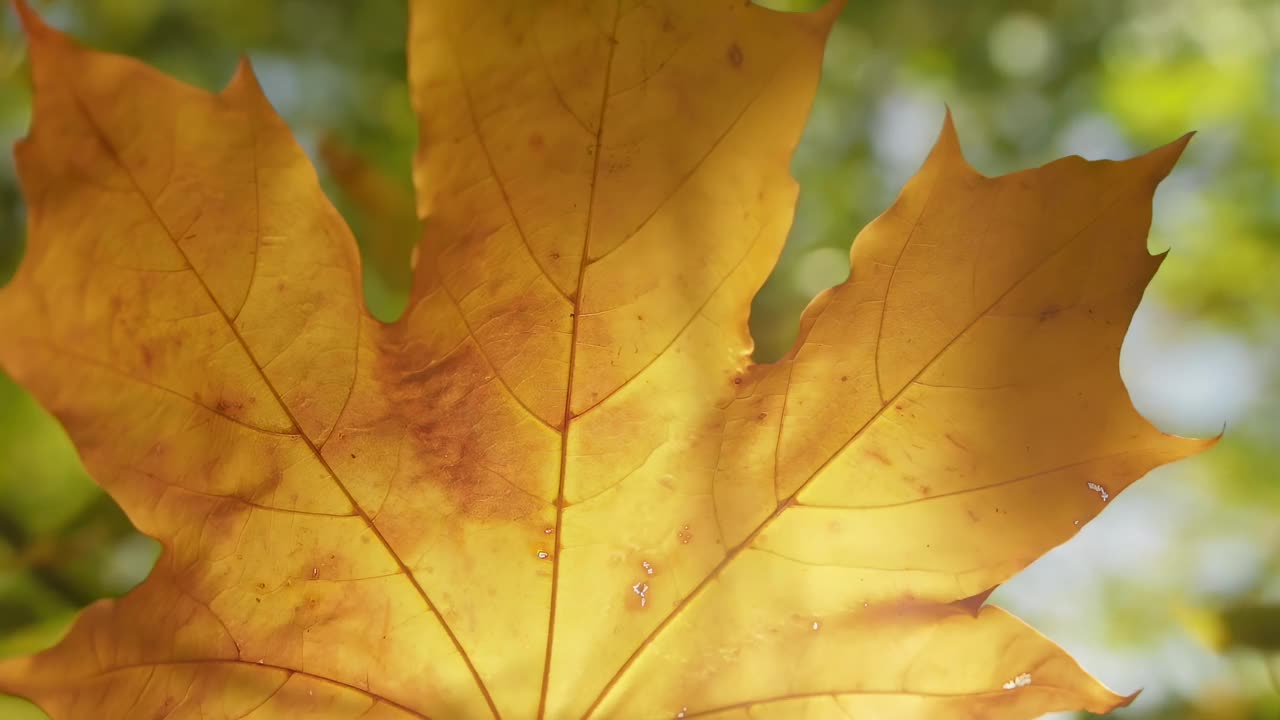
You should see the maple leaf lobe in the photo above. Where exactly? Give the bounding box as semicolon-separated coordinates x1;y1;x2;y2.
0;1;1211;719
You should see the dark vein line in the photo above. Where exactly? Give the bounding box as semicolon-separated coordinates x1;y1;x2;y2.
448;37;574;303
831;695;857;720
230;97;261;323
157;482;356;518
66;84;497;720
706;407;731;548
370;425;409;522
475;459;557;508
583;165;1148;718
794;446;1155;511
229;672;292;720
603;25;694;100
770;360;797;501
571;426;671;507
119;665;158;717
161;672;198;719
533;33;594;135
318;312;361;449
682;684;1077;718
537;3;621;718
433;268;559;433
18;336;300;438
174;583;241;657
749;544;960;574
872;177;940;406
572;226;766;419
75;659;430;720
585;54;791;267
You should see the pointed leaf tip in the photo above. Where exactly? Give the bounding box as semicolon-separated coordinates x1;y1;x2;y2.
11;0;74;74
1118;688;1142;708
1140;131;1195;182
225;55;261;93
13;0;52;40
923;107;968;170
221;56;271;109
12;0;36;29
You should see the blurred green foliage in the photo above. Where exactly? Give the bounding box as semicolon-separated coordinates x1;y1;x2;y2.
0;1;1277;718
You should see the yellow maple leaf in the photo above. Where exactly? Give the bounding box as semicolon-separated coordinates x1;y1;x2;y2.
0;1;1213;719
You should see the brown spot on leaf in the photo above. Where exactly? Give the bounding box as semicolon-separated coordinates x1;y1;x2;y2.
727;43;743;69
528;132;544;149
1039;304;1062;322
865;448;891;466
215;397;243;415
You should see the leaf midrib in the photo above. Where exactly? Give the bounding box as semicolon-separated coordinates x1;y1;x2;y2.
537;1;624;718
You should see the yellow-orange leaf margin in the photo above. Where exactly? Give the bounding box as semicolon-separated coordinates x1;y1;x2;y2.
0;1;1212;719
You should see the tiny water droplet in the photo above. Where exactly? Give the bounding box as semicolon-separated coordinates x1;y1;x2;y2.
257;658;265;664
311;567;318;579
677;524;693;544
537;551;549;559
862;602;868;608
676;707;688;719
1087;481;1109;502
811;621;820;631
1073;519;1080;526
544;527;554;534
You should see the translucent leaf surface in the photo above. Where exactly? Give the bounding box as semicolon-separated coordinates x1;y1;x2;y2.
0;1;1210;718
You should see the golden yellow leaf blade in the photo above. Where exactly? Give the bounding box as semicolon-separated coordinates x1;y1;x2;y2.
595;601;1132;719
580;119;1209;718
713;116;1213;602
0;5;494;717
0;0;1212;717
405;1;839;716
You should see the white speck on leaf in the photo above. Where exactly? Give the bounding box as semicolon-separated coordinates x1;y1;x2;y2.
1087;482;1109;501
1002;672;1032;690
